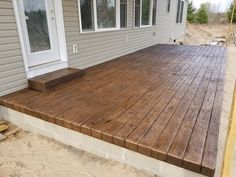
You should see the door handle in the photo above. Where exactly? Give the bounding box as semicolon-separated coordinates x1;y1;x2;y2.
51;10;55;21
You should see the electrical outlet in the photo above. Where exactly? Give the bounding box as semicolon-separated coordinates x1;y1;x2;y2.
72;44;78;54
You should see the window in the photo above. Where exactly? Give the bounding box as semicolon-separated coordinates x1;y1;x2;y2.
120;0;127;28
135;0;154;27
97;0;116;29
142;0;150;25
80;0;94;30
180;0;184;23
79;0;127;32
176;0;184;23
152;0;156;25
167;0;171;12
135;0;140;27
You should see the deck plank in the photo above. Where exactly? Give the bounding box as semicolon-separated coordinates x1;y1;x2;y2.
124;55;204;151
183;65;221;172
81;63;166;137
89;59;185;141
112;47;199;147
0;45;225;176
166;65;214;167
201;50;226;177
139;54;210;158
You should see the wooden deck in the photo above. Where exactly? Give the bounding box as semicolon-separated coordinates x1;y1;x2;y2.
0;44;226;177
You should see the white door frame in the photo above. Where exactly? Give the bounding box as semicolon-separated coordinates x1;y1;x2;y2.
12;0;68;78
17;0;61;67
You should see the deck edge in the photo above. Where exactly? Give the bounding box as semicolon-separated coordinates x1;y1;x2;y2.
0;105;206;177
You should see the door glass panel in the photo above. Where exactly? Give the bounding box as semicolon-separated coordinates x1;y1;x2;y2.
23;0;51;53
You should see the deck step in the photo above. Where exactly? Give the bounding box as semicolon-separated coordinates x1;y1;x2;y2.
28;68;84;92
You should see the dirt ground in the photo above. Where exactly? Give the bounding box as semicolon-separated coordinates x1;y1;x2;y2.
183;23;236;45
0;130;155;177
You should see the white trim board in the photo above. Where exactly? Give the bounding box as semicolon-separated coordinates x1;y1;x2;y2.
12;0;68;78
1;106;206;177
27;61;68;79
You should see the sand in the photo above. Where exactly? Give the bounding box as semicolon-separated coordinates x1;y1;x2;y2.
0;131;155;177
183;23;236;45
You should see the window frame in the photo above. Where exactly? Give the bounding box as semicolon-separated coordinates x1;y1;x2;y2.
134;0;154;28
78;0;129;33
79;0;95;31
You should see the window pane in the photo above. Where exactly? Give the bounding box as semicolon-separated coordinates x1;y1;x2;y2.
152;0;156;25
120;0;127;28
23;0;51;53
97;0;116;29
80;0;94;30
135;0;140;27
180;1;184;23
142;0;150;25
176;0;181;23
167;0;171;12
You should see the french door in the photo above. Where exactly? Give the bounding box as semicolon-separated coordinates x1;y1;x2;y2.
17;0;60;67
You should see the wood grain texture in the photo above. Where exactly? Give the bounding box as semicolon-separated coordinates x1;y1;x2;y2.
28;68;84;91
0;45;225;176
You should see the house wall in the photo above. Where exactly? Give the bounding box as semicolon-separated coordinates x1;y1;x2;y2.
0;0;27;97
64;0;188;68
156;0;187;43
0;0;187;96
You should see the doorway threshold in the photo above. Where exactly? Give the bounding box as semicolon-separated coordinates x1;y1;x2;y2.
27;61;68;79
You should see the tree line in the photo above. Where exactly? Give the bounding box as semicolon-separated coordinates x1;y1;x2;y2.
187;1;236;24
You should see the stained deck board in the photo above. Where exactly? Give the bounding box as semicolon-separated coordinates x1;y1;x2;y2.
88;57;189;141
140;55;211;158
81;65;164;136
201;49;226;176
28;68;84;91
167;66;214;167
183;58;222;173
0;45;225;176
124;54;205;151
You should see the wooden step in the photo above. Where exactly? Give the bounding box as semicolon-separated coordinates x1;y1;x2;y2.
28;68;84;92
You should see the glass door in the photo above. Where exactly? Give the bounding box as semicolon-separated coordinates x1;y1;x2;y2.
18;0;60;67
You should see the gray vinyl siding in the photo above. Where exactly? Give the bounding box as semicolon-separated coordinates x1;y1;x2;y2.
0;0;27;97
156;0;188;43
63;0;187;69
0;0;187;96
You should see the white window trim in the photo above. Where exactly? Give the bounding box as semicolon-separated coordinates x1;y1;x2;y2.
78;0;128;33
134;0;153;28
